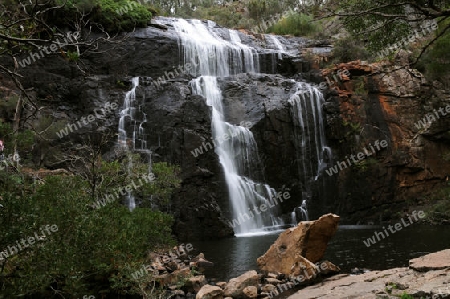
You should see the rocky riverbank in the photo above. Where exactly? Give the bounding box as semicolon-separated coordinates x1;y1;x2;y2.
192;248;450;299
167;214;449;299
287;249;450;299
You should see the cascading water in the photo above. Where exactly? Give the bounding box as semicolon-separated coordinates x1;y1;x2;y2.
293;200;309;225
118;77;152;211
265;35;286;72
289;82;332;224
266;35;286;59
172;19;258;76
291;211;297;225
118;77;139;149
173;19;284;235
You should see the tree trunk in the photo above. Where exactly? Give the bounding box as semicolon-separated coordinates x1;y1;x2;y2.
12;96;22;168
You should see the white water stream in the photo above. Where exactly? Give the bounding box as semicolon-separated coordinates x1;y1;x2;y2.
118;77;152;211
289;82;331;224
173;19;284;235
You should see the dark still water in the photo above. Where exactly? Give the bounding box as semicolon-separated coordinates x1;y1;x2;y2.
191;225;450;282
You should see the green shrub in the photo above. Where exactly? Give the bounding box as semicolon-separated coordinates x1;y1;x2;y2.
50;0;152;32
400;292;414;299
268;12;320;37
0;122;13;146
354;77;367;95
354;157;380;172
193;5;244;29
425;184;450;223
66;50;80;61
94;0;152;32
248;0;283;20
332;36;371;63
0;162;178;297
140;161;181;212
416;19;450;85
0;120;35;162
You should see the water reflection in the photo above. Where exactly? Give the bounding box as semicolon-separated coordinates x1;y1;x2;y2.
192;231;280;281
192;225;450;282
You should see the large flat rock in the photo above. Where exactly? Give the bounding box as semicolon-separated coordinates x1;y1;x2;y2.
288;249;450;299
409;249;450;271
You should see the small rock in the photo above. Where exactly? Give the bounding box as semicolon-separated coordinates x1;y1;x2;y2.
351;267;361;275
192;253;205;260
197;257;214;268
196;285;223;299
172;289;185;296
153;274;169;284
264;278;281;285
155;267;191;286
186;275;207;293
243;286;257;299
167;261;180;272
318;261;340;275
216;282;227;289
151;262;167;271
224;270;259;298
261;284;276;293
149;22;168;30
191;253;214;270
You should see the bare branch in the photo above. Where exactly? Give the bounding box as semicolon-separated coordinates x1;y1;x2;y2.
322;1;449;20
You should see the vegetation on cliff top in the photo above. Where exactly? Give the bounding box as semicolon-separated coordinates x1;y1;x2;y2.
153;0;449;82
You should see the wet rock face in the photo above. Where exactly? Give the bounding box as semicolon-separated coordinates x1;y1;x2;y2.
131;81;236;241
218;74;338;220
323;61;450;224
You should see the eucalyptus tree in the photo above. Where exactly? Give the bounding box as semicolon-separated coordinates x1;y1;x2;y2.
323;0;449;63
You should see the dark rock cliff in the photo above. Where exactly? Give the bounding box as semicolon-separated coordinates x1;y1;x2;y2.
321;60;450;223
2;18;449;240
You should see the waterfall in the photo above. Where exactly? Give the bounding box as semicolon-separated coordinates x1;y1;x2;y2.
118;77;139;149
292;201;309;225
266;35;285;59
289;82;331;223
265;35;286;72
172;19;259;77
173;19;283;235
118;77;152;211
291;211;297;225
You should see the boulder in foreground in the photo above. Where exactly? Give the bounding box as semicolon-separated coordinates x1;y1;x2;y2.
223;270;258;298
257;213;340;276
196;284;223;299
